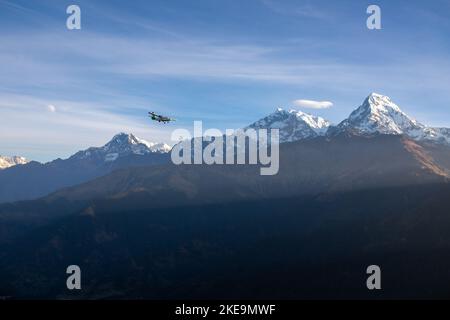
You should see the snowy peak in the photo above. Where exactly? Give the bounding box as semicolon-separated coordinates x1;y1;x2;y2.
287;109;331;134
106;132;142;148
335;93;422;136
103;133;171;154
249;93;450;146
365;93;403;113
0;155;28;170
247;107;331;142
70;133;171;162
104;133;150;154
329;93;450;145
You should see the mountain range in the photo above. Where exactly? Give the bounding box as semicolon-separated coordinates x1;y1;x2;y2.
1;94;450;243
1;137;450;298
2;93;450;299
2;93;449;204
250;93;450;144
0;133;171;203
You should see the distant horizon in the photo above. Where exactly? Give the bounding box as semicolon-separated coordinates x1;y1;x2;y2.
1;0;450;161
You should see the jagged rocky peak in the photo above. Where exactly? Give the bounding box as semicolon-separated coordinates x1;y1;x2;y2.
328;93;450;145
339;92;422;135
246;107;331;142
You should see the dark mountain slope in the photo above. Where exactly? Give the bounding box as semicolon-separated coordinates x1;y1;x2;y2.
0;154;170;203
2;183;450;299
46;134;450;205
1;134;450;299
0;134;448;249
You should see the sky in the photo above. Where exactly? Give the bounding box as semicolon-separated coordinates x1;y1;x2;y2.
1;0;450;162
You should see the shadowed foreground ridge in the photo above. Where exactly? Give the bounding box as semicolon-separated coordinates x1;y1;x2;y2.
1;133;450;298
2;183;450;299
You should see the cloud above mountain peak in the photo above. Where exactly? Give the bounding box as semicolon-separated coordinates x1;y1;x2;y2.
292;99;333;109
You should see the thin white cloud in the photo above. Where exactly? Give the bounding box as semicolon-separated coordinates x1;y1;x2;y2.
1;31;450;93
261;0;329;19
0;0;36;14
293;99;333;109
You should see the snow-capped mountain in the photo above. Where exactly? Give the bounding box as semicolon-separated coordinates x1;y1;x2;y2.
332;93;422;135
70;133;171;162
0;155;28;170
247;108;331;142
328;93;450;144
0;133;172;203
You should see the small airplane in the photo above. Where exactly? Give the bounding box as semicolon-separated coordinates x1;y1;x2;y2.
148;112;176;124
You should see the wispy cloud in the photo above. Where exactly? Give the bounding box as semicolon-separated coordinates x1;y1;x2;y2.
261;0;329;19
0;0;36;14
2;31;449;93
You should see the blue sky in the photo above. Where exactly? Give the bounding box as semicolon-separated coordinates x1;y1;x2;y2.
1;0;450;161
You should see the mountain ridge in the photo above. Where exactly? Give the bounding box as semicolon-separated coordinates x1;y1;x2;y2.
2;94;450;299
69;132;171;162
11;134;450;217
248;93;450;146
0;133;171;203
1;134;449;248
246;107;331;142
326;93;450;144
1;93;450;204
